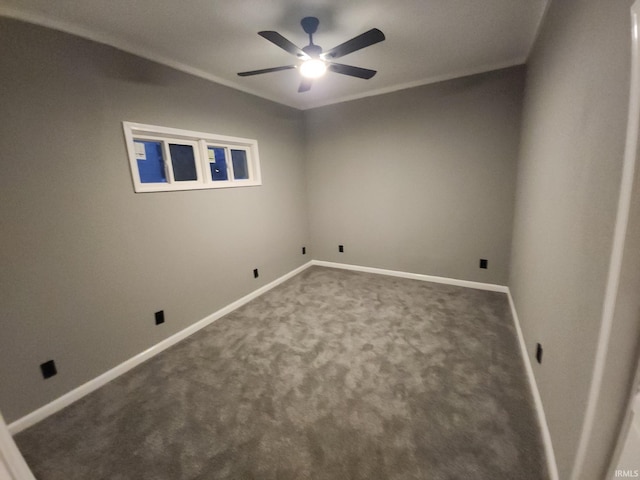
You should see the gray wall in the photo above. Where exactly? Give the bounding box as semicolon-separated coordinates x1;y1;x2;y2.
594;122;640;478
0;18;309;423
304;67;525;285
508;1;634;478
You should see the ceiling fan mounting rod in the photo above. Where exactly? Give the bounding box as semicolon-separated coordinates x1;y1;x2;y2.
301;16;319;47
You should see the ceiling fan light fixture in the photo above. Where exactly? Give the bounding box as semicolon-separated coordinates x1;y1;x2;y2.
300;59;327;78
237;18;385;92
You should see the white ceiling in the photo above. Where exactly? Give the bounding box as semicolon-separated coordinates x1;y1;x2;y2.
0;0;548;110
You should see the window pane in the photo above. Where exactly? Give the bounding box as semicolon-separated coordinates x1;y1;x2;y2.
169;143;197;181
208;147;228;181
231;149;249;180
135;140;166;183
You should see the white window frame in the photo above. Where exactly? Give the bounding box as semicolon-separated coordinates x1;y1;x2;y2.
123;121;262;193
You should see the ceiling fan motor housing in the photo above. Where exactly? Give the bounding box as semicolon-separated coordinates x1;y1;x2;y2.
302;44;322;58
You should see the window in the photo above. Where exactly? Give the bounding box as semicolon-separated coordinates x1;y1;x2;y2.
123;122;261;193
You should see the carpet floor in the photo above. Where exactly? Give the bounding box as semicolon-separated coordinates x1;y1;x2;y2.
15;266;549;480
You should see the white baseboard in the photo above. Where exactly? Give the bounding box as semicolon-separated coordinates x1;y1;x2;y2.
9;258;559;480
313;260;558;479
8;261;313;435
1;413;36;480
311;260;509;293
507;291;560;480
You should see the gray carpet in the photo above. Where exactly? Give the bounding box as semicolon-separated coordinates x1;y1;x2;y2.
15;266;549;480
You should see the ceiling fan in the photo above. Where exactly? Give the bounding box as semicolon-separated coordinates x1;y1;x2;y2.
237;17;385;93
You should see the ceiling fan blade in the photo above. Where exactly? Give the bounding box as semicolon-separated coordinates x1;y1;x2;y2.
258;31;308;58
298;78;313;93
323;28;385;60
328;63;377;79
237;65;296;77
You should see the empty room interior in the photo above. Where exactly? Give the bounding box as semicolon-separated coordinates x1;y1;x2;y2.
1;0;640;479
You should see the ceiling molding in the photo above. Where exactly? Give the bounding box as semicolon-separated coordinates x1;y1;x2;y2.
301;57;528;110
0;7;300;109
0;2;545;111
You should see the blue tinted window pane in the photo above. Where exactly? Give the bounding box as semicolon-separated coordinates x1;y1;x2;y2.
136;141;166;183
169;144;197;181
208;147;228;181
231;149;249;180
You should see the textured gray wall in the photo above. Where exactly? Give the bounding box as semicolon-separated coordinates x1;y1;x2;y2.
508;1;633;478
0;19;309;423
305;67;525;285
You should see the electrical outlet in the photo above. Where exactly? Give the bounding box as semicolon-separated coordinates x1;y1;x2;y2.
302;246;306;255
339;245;344;253
253;268;259;278
40;360;57;379
536;343;543;364
155;310;165;325
479;259;488;269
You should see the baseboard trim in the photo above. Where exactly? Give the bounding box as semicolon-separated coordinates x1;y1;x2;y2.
10;260;507;435
1;413;36;480
311;260;509;293
8;261;313;435
9;258;559;480
507;291;560;480
312;260;558;478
